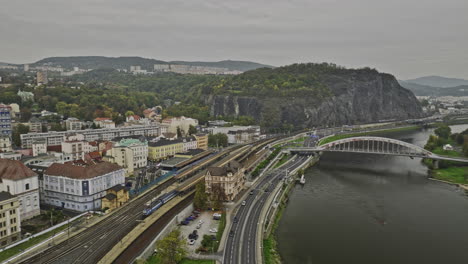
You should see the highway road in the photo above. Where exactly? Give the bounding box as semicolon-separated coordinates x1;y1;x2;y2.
223;155;310;264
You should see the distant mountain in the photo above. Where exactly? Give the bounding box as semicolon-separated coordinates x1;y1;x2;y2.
404;75;468;88
399;80;468;97
31;56;273;72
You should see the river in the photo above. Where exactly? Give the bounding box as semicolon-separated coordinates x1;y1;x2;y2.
277;124;468;264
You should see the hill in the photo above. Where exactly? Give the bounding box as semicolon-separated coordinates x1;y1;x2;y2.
31;56;272;72
404;76;468;88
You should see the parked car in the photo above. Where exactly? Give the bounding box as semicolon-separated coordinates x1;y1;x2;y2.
196;224;201;229
181;220;190;225
188;239;195;245
241;201;246;206
209;228;218;233
213;213;222;220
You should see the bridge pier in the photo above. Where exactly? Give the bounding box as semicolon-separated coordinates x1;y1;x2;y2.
432;160;439;169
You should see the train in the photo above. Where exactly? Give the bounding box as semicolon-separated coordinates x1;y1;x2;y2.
142;190;179;217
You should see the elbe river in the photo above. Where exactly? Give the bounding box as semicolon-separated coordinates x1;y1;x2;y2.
277;125;468;264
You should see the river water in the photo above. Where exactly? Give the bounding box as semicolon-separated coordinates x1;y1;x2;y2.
277;125;468;264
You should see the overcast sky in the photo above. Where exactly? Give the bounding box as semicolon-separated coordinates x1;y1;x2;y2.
1;0;467;79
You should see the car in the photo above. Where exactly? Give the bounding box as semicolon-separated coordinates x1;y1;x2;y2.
241;201;246;206
193;230;198;235
196;224;201;229
188;239;195;245
209;228;218;233
193;234;199;240
233;217;238;223
181;220;190;225
229;230;234;237
250;190;254;195
198;220;204;224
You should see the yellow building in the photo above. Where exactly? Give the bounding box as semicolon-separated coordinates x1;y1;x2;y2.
148;139;184;161
0;192;21;247
101;185;129;212
194;134;208;150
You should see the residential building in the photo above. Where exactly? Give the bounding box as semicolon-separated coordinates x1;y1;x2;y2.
0;104;12;136
20;124;161;148
43;161;125;212
0;152;21;160
28;117;42;133
126;115;141;122
36;71;48;85
32;139;47;156
207;126;261;144
193;134;208;150
182;136;198;152
162;116;198;136
93;118;115;129
61;134;94;161
148;138;184;161
205;161;245;201
101;185;129;212
0;135;12;152
23;64;29;72
0;159;40;220
0;192;21;246
65;118;83;131
8;104;19;118
104;137;148;175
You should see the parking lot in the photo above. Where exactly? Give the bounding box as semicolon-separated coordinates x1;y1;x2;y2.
179;210;221;253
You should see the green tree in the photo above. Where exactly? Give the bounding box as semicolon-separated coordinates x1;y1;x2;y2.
176;126;182;138
434;125;451;139
12;124;29;147
155;229;187;264
188;124;197;135
208;133;228;148
194;182;207;209
125;110;135;117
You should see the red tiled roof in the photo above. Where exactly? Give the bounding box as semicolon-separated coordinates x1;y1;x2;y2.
45;161;123;180
94;117;112;121
88;151;101;159
0;159;37;181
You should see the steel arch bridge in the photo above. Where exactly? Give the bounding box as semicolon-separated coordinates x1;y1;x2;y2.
286;136;468;163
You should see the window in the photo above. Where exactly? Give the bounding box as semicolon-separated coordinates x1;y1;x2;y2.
6;186;9;192
25;183;30;190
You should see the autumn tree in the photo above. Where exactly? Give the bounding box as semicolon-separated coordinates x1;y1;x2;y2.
155;229;187;264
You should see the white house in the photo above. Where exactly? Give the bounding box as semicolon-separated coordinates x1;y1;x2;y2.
0;159;40;220
42;161;125;212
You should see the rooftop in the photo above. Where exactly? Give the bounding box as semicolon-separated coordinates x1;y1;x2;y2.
160;157;189;167
0;159;38;181
45;161;123;180
0;191;16;202
207;161;242;177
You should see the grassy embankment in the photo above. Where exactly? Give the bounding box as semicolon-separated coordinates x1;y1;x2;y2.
145;256;215;264
318;125;420;145
0;223;70;262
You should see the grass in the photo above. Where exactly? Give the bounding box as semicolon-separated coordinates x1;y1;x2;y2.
214;213;226;251
145;256;214;264
263;193;287;264
432;167;468;184
274;154;289;168
432;146;463;157
0;223;70;262
318;125;419;145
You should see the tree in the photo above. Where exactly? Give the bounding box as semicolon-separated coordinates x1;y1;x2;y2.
20;108;32;122
210;183;227;209
176;126;183;138
125;110;135;117
155;229;187;264
208;133;228;148
194;182;207;209
434;125;451;139
12;124;29;147
188;124;197;135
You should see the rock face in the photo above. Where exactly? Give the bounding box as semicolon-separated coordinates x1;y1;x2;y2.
208;72;424;130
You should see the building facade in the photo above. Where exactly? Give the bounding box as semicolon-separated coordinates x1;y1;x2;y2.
28;117;42;133
101;185;129;212
94;118;115;129
43;161;125;212
104;137;148;175
205;161;245;201
148;139;184;161
193;134;208;150
162;116;198;136
0;192;21;246
0;159;40;220
0;135;12;153
32;139;47;157
20;124;161;148
65;118;83;131
0;104;12;136
36;71;48;85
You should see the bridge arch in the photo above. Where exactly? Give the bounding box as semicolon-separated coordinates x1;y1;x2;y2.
317;136;433;158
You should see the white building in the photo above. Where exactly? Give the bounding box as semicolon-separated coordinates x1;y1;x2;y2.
65;118;83;131
20;124;161;148
104;137;148;175
207;126;261;144
94;118;115;129
0;135;12;152
61;134;95;161
43;161;125;212
0;159;40;220
162;116;198;136
0;152;21;160
32;139;47;156
182;136;198;152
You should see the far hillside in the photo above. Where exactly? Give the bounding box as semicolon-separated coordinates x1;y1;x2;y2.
404;76;468;88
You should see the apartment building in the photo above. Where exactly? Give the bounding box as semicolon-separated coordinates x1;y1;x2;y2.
0;104;12;136
43;161;125;212
0;159;40;220
193;134;208;150
0;192;21;246
162;116;198;136
65;118;83;131
205;161;245;201
0;135;12;152
94;118;115;129
104;137;148;175
20;124;161;148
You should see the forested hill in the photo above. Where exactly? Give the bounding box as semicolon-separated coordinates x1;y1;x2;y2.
31;56;272;71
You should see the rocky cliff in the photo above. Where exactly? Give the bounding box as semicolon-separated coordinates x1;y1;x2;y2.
207;66;424;130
